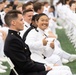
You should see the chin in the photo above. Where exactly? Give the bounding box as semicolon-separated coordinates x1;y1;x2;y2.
20;28;24;31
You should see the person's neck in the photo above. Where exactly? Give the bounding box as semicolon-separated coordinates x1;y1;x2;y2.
10;28;19;32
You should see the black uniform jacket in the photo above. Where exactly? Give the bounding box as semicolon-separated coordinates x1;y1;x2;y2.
4;30;48;75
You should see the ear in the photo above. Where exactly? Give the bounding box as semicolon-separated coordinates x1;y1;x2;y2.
11;20;16;26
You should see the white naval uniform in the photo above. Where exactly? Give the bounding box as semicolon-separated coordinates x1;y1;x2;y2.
45;28;71;60
0;32;4;57
25;27;73;75
25;27;62;66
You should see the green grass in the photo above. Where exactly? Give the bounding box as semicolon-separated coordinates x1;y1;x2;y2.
56;29;76;74
0;62;10;75
0;28;76;75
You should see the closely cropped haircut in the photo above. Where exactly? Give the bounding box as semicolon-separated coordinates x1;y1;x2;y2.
23;9;33;15
33;2;43;12
4;10;22;27
36;13;48;21
22;2;33;11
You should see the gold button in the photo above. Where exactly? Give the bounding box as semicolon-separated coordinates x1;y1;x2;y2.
11;33;13;35
25;47;27;49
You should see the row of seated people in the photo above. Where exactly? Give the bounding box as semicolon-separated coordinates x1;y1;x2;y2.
56;0;76;48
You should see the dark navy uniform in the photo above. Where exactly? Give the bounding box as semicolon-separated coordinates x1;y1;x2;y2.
4;30;48;75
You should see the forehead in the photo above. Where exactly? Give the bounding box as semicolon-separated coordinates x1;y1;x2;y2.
26;5;33;9
24;11;33;15
39;15;48;19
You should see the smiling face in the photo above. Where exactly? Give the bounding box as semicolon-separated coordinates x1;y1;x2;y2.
37;15;49;31
23;11;34;24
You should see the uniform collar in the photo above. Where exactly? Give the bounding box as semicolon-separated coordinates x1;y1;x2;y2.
24;21;30;28
9;30;20;36
37;28;44;34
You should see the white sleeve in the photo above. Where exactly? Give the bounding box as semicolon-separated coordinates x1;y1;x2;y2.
43;41;54;57
25;29;44;50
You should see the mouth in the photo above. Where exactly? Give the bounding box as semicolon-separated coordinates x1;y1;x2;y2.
42;24;48;27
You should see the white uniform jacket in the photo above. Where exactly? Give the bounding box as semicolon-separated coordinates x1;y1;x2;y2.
25;28;54;65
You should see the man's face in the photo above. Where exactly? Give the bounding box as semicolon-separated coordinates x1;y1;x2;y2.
14;14;24;31
23;11;34;24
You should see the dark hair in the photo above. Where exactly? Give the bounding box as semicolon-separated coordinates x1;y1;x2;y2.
69;1;76;7
32;14;38;21
23;9;33;15
65;0;70;4
4;10;22;27
50;5;55;11
22;2;33;11
33;2;43;12
56;0;64;5
9;1;14;6
36;13;48;21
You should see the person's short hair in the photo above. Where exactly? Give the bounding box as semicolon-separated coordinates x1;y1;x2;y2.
22;2;33;11
4;10;22;27
23;9;33;15
69;1;76;7
33;2;43;12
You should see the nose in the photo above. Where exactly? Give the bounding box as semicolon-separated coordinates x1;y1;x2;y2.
23;21;24;25
23;19;25;24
